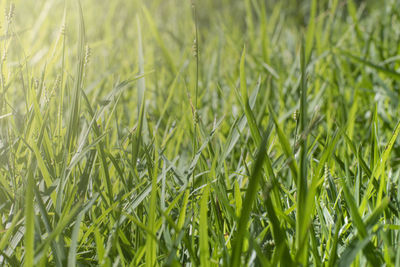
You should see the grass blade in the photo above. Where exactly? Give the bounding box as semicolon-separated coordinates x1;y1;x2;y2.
199;185;210;267
231;131;269;266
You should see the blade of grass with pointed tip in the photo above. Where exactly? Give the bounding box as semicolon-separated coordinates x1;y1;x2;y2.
65;0;86;151
360;119;400;213
239;47;261;146
177;190;190;230
231;131;269;267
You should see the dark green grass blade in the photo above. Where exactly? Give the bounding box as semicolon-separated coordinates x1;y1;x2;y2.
231;131;269;266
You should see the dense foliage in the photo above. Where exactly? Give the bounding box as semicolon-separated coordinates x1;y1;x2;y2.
1;0;400;266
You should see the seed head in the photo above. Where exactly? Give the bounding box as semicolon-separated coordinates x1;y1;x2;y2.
44;84;52;103
193;109;200;123
324;163;329;179
60;23;66;36
2;51;7;62
265;240;275;246
293;109;299;121
84;45;91;66
323;163;330;189
53;74;61;91
34;78;39;90
192;39;198;58
6;3;15;24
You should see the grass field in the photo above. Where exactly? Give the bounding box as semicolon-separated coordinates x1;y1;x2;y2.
1;0;400;266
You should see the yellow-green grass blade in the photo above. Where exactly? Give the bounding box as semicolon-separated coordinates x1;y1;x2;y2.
199;184;210;267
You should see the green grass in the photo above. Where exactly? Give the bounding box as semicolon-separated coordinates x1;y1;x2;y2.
1;0;400;266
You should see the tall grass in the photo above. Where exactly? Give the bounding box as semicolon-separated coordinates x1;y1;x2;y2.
0;0;400;266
